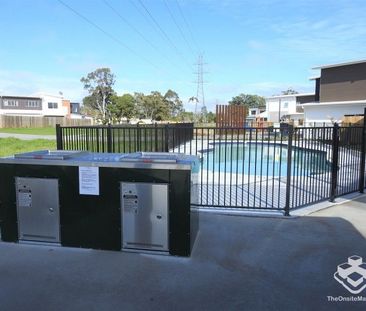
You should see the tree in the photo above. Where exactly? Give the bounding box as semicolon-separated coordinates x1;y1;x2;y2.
200;105;208;123
80;68;116;124
188;96;199;111
281;88;298;95
228;94;265;108
164;89;183;117
206;111;216;123
135;91;170;121
178;111;194;122
108;94;136;123
188;96;200;122
133;92;146;119
81;95;100;119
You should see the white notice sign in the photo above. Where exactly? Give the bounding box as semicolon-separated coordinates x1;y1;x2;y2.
79;166;100;195
18;189;32;207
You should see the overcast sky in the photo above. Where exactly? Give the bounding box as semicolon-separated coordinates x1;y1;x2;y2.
0;0;365;111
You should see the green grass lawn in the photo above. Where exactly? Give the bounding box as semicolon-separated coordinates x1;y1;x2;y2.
0;138;56;157
0;127;56;135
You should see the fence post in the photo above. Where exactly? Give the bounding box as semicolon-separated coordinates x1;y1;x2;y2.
96;128;100;152
330;123;340;202
154;123;158;152
136;123;141;152
164;124;169;152
107;123;112;153
284;124;293;216
56;124;63;150
359;108;366;193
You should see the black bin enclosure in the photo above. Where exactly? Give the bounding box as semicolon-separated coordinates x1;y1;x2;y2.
0;151;200;257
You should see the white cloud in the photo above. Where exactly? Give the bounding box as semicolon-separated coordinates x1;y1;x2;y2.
270;12;366;61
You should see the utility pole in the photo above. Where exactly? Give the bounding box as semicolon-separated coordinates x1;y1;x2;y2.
193;54;208;122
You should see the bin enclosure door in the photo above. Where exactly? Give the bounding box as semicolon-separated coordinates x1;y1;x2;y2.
16;177;60;243
121;182;169;252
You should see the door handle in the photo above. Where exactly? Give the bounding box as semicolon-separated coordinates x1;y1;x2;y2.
156;215;162;220
49;208;54;212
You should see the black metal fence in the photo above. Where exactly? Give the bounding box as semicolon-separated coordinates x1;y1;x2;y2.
56;123;194;153
56;117;366;215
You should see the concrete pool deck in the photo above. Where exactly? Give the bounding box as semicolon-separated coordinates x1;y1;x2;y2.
1;194;366;310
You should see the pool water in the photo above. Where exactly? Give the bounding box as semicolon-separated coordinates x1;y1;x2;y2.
201;143;331;177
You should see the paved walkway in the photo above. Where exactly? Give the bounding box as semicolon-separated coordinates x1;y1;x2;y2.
1;195;365;310
0;133;55;140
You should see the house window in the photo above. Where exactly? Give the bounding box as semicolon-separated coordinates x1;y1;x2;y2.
26;100;40;108
48;102;58;109
283;102;288;109
3;100;18;107
250;110;256;116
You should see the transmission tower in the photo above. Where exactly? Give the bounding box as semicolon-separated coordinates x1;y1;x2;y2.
193;54;207;121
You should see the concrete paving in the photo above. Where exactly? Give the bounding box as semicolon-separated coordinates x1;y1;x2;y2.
0;133;55;140
1;195;366;310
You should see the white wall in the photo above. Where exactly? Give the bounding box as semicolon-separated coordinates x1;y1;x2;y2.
0;109;42;116
265;95;298;122
304;102;366;124
40;94;68;117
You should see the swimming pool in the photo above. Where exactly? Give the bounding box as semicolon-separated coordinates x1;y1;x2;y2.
200;142;331;177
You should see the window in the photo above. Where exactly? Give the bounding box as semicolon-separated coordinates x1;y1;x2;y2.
26;100;40;108
283;102;288;109
3;100;18;107
48;102;58;109
250;110;256;116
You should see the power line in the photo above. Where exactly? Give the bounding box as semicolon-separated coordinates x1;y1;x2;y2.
102;0;190;75
128;0;156;30
134;0;192;68
102;0;160;56
57;0;161;71
174;0;201;54
162;0;196;57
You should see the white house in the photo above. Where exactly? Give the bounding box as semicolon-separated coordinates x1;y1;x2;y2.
265;93;315;124
246;107;266;123
33;93;70;117
0;93;70;117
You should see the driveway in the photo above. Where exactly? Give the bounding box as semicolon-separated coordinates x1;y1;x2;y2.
0;195;365;310
0;133;55;140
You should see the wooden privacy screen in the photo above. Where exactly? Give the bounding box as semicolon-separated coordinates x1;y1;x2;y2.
216;105;247;128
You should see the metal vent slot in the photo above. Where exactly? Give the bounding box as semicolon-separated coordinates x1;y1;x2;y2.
22;234;56;239
126;242;163;248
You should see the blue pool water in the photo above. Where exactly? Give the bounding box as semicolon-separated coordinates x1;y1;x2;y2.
200;143;331;177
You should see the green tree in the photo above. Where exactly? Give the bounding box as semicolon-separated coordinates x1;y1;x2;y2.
206;111;216;123
81;95;100;119
200;105;208;123
281;88;298;95
229;94;265;108
188;96;200;122
164;89;183;117
133;92;146;119
136;91;170;121
108;94;136;123
80;68;116;124
177;111;194;122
